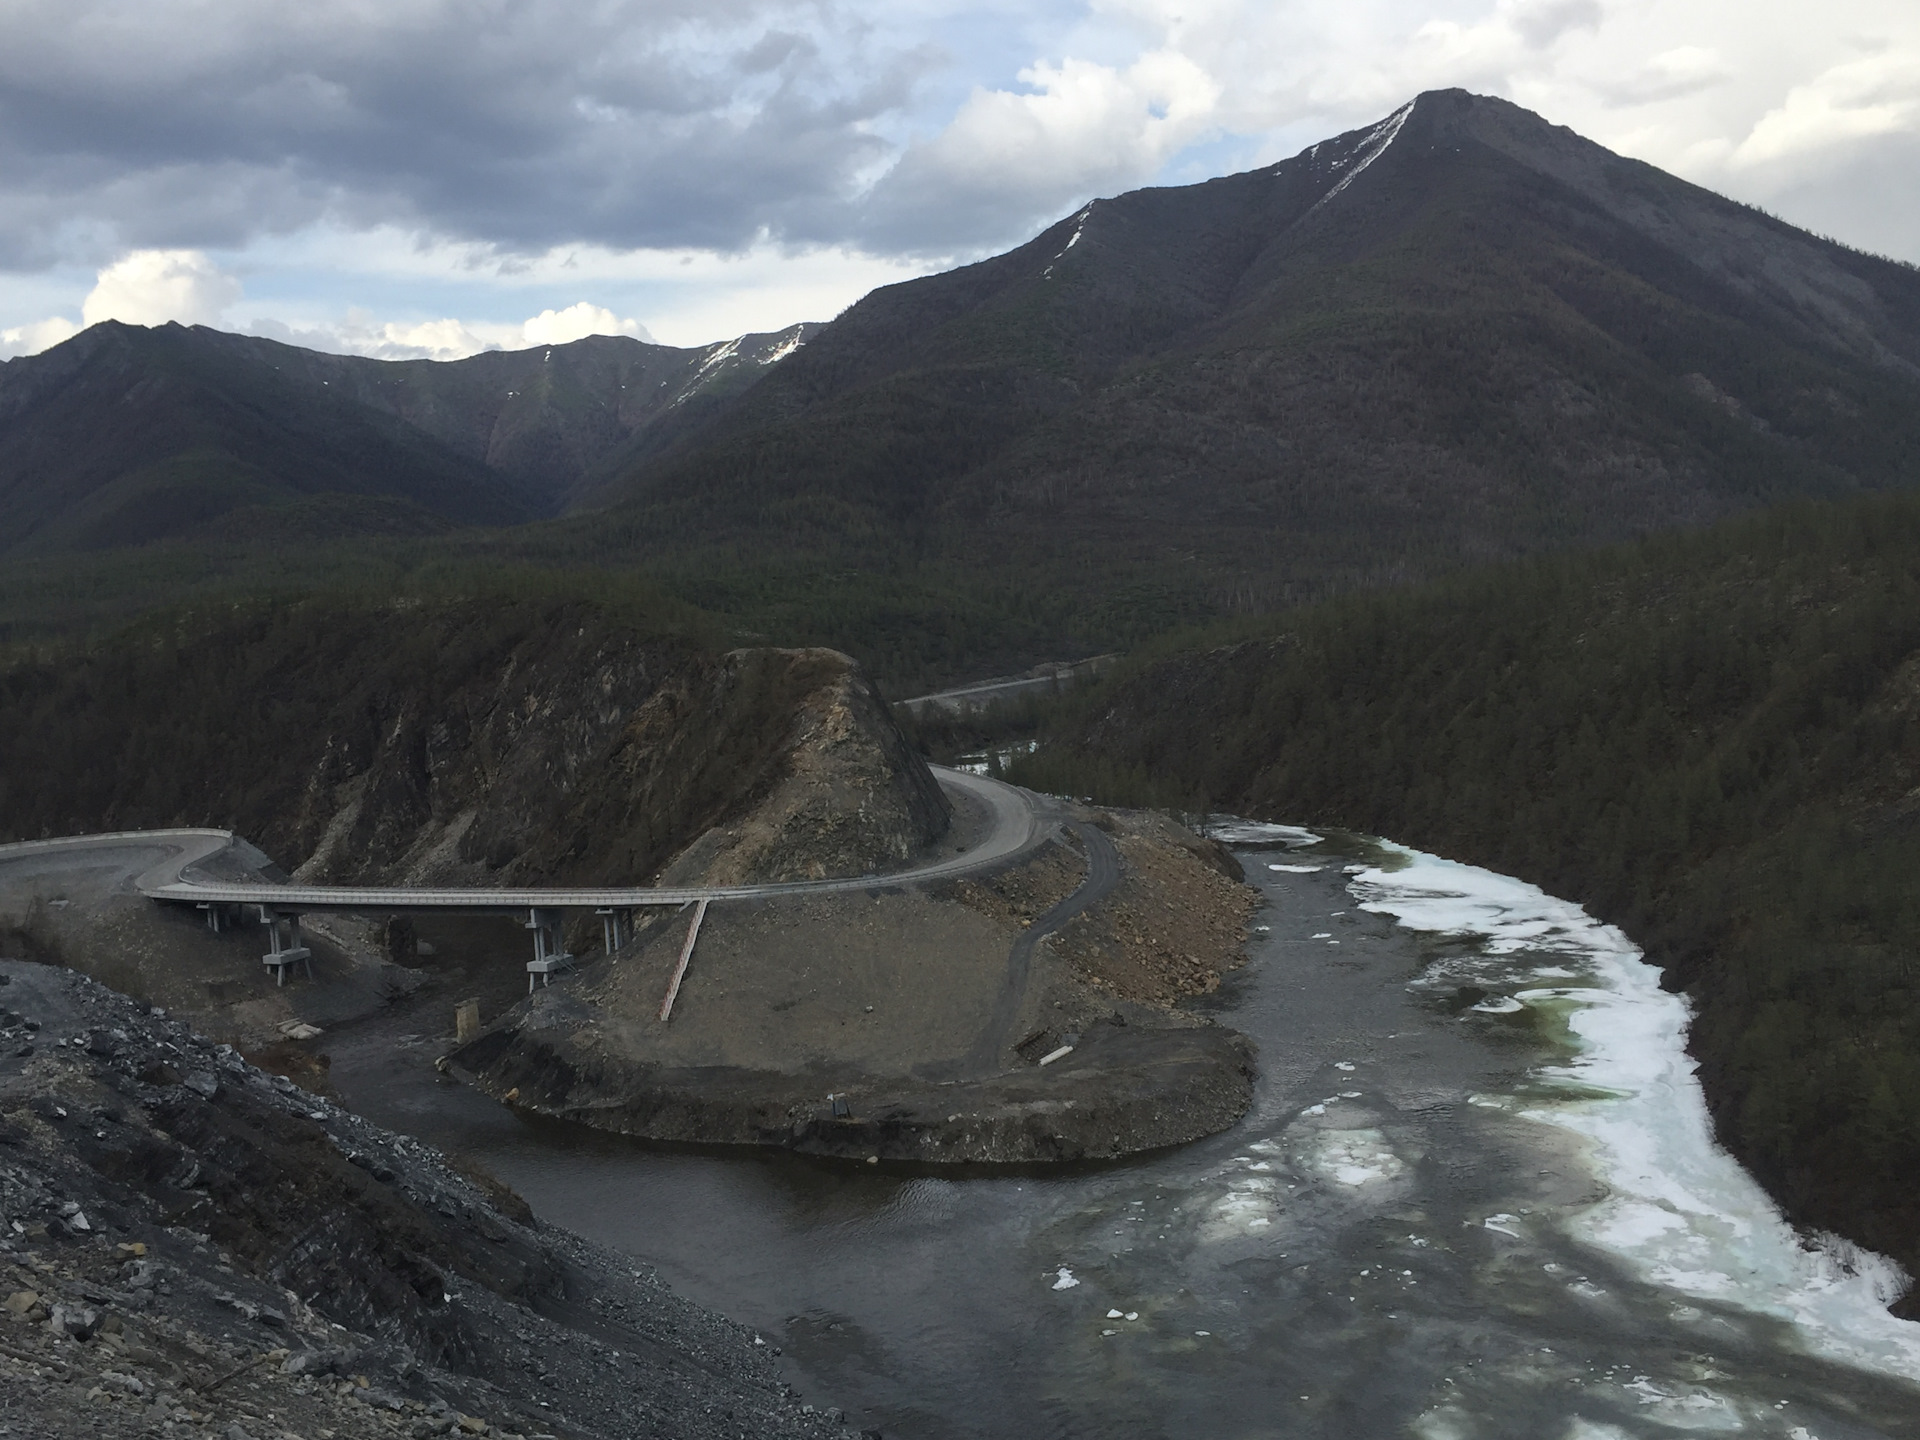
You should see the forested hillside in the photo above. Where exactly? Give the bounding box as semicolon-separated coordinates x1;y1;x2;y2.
0;320;816;556
1016;490;1920;1298
0;589;935;888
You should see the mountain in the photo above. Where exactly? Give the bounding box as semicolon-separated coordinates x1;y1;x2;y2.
8;89;1920;687
0;319;817;555
580;89;1920;609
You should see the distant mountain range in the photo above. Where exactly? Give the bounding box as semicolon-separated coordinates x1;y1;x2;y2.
0;319;815;554
6;88;1920;665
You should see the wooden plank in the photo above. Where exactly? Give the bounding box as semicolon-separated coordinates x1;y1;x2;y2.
658;898;709;1023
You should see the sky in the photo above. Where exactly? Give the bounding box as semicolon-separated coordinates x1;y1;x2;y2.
2;0;1916;360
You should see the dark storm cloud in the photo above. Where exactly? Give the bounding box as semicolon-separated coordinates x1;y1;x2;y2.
0;0;941;267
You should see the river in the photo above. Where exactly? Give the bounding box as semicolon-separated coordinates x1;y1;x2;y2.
326;825;1920;1439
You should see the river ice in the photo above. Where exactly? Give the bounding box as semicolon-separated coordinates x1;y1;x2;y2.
1351;846;1920;1382
326;823;1920;1438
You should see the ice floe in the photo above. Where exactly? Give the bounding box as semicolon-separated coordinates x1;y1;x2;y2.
1299;1126;1408;1188
1212;820;1323;847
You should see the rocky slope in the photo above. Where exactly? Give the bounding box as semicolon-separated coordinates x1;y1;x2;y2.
0;598;947;890
0;959;861;1440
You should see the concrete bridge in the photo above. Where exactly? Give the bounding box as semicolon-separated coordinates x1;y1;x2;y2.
0;768;1052;999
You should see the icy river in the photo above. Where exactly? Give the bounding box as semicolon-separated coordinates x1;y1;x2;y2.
331;826;1920;1439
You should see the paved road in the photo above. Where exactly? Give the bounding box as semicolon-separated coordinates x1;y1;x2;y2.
0;767;1055;915
895;656;1118;718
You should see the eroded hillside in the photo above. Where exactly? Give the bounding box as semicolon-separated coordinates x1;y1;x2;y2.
0;595;947;888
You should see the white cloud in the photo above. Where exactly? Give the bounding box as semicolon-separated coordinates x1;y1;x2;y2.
1594;46;1732;108
349;317;490;361
0;314;80;359
80;248;241;327
7;0;1920;347
248;311;493;362
521;302;654;346
219;226;930;349
861;45;1221;249
1731;49;1920;169
935;49;1219;193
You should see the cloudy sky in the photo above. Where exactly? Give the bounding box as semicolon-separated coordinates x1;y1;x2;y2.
3;0;1916;360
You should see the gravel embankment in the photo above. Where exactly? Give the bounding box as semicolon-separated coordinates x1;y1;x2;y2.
0;959;867;1440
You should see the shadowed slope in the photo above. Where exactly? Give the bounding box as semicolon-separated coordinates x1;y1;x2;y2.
584;90;1920;602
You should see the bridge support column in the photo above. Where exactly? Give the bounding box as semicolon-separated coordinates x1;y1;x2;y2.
258;908;313;986
525;908;574;992
596;907;634;956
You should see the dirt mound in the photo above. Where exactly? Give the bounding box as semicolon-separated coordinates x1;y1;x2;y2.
448;803;1261;1164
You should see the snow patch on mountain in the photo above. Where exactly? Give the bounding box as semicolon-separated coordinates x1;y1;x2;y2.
1311;100;1416;213
758;331;806;365
1043;201;1097;280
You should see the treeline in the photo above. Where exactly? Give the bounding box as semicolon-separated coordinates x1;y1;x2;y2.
1016;490;1920;1299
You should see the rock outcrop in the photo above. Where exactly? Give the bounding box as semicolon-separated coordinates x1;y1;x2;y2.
0;598;948;889
654;649;951;885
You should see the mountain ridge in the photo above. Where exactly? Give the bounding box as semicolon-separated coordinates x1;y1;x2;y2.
4;90;1920;687
574;88;1920;610
0;318;819;556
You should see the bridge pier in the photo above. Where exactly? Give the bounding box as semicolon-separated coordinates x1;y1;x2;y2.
525;908;574;991
197;901;242;933
596;906;635;955
257;908;313;985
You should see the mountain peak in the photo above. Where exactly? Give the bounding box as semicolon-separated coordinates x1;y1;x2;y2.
581;93;1920;599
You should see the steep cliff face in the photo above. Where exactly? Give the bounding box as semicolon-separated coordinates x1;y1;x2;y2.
0;599;948;886
655;648;953;885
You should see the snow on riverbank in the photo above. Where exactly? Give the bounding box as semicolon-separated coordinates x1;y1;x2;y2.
1348;846;1920;1382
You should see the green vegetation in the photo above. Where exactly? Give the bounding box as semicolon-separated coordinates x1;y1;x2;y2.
0;586;724;868
16;96;1920;699
1019;489;1920;1292
0;533;1159;696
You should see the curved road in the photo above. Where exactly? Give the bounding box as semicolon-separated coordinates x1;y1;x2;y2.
0;768;1057;916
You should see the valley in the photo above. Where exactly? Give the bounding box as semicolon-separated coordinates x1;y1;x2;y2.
2;81;1918;1439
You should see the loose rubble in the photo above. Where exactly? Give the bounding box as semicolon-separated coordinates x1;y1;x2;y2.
0;960;867;1440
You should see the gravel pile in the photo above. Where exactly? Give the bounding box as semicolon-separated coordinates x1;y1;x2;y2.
0;959;868;1440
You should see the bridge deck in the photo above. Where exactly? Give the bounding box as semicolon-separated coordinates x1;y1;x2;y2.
0;768;1046;917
